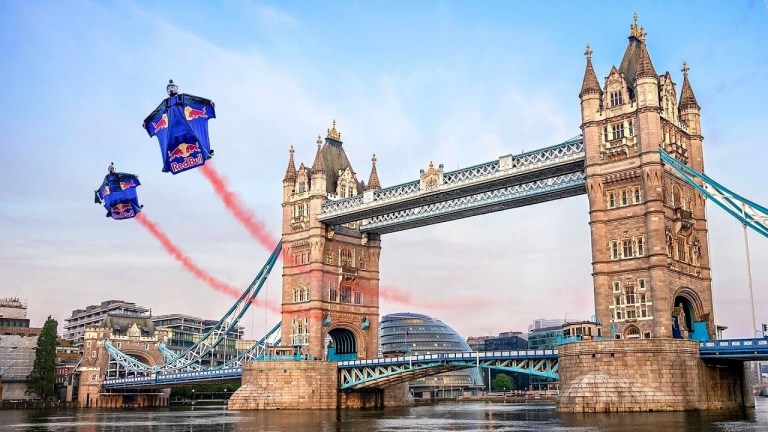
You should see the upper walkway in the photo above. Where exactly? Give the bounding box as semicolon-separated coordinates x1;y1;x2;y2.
318;136;585;234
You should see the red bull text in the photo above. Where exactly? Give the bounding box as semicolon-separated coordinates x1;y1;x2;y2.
168;143;203;173
110;203;136;220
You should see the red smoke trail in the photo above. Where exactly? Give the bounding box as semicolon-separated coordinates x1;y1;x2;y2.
198;163;475;313
200;163;279;251
380;284;486;311
135;213;280;314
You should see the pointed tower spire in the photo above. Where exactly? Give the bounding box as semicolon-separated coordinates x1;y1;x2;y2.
366;154;381;190
635;41;657;80
311;135;326;174
679;62;700;110
580;44;602;98
283;145;297;181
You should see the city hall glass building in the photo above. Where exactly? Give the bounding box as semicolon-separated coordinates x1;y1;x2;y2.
380;313;483;397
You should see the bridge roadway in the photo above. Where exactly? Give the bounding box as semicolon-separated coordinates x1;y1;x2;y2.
100;338;768;391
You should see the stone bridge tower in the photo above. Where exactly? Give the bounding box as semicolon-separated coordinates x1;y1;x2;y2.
581;16;713;341
281;121;382;361
77;315;170;408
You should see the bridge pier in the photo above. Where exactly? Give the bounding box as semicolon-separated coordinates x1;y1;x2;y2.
557;339;752;412
228;361;413;410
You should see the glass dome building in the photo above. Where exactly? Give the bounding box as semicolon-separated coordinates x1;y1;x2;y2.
380;312;484;398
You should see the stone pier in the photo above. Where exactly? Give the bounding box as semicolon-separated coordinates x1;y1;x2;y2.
557;339;752;412
228;361;413;410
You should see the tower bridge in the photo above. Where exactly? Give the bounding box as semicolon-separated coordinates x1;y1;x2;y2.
87;16;768;412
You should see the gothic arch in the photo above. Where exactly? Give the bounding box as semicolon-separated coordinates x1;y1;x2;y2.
623;325;641;339
326;323;365;359
672;287;704;321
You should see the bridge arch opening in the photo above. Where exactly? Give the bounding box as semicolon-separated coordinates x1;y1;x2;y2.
327;327;358;361
673;288;709;341
106;350;156;379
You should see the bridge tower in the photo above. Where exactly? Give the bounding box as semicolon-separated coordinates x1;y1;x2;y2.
580;16;713;341
280;121;382;361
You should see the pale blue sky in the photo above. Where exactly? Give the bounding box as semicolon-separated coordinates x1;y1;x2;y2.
1;1;766;339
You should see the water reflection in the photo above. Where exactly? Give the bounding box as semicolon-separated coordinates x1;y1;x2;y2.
1;399;766;432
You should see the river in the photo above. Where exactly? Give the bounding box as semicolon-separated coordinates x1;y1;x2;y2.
2;398;767;431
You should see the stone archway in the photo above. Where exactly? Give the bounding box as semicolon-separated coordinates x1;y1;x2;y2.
623;325;641;339
327;326;359;361
105;350;156;379
673;288;708;341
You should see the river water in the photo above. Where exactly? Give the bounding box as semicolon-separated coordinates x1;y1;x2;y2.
2;398;767;431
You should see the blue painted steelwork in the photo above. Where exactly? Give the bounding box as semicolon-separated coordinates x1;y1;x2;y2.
361;172;584;233
318;136;586;232
103;367;243;389
699;338;768;360
337;350;559;390
660;149;768;238
100;242;282;377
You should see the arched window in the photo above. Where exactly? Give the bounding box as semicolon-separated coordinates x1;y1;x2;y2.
625;286;636;305
624;326;641;339
340;249;353;267
298;181;306;193
292;317;309;345
358;254;366;270
672;185;682;208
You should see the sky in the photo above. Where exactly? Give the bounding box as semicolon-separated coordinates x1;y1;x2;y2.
1;1;767;341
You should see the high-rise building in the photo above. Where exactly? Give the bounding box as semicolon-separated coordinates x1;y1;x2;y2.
152;314;244;367
63;300;149;350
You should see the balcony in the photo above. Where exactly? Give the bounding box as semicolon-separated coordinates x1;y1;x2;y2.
600;135;638;160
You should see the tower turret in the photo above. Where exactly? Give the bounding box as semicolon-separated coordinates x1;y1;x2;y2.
679;62;705;176
282;145;297;202
366;154;381;191
310;136;327;196
579;44;602;124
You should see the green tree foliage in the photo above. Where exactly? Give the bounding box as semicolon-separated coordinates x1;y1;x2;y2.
491;373;514;391
27;316;58;399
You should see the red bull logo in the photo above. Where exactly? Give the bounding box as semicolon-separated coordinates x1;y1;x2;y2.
152;114;169;133
168;143;201;160
184;106;208;121
119;180;136;190
168;143;203;173
110;203;136;219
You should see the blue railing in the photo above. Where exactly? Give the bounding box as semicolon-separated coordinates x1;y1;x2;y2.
699;338;768;360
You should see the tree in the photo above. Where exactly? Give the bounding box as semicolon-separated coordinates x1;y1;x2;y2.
492;373;515;392
27;316;58;399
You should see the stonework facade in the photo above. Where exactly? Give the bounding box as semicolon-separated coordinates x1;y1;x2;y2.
77;318;170;408
557;340;752;412
228;361;412;409
280;122;382;361
581;17;713;340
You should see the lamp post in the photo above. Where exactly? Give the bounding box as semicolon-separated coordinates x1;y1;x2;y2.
741;203;758;338
191;389;195;405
